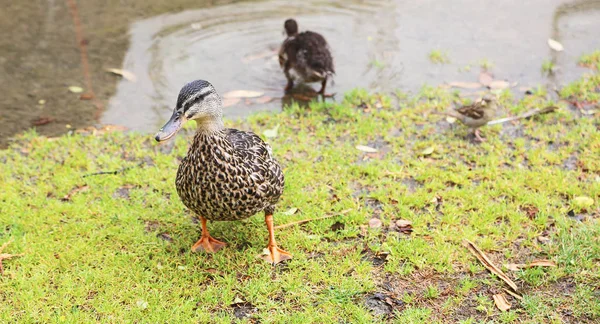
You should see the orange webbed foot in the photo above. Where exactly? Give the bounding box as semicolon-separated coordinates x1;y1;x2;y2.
191;235;227;253
260;245;293;265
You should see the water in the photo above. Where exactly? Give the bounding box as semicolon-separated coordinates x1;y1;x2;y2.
2;0;599;145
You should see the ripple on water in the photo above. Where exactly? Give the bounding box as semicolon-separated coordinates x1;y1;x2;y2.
102;0;600;133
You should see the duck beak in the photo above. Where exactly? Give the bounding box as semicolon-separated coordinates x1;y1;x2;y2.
155;110;185;142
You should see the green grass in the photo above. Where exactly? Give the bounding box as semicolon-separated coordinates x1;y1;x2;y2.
542;60;557;75
428;50;450;64
1;53;599;322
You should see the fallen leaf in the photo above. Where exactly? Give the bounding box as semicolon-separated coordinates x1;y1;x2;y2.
464;239;519;292
547;38;564;52
38;99;46;105
573;196;594;208
31;117;55;126
420;146;435;156
61;185;89;201
223;90;264;99
263;124;279;138
356;145;378;153
68;86;83;93
105;68;137;82
136;300;148;309
255;96;274;104
446;116;457;124
282;207;298;216
368;218;382;228
537;236;551;244
79;93;94;100
581;109;597;115
222;97;241;108
242;49;278;63
448;82;482;89
190;23;202;30
396;219;412;227
478;72;494;86
493;294;511;312
489;80;510;90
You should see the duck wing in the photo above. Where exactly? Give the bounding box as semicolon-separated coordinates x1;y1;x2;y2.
226;129;284;203
296;31;335;75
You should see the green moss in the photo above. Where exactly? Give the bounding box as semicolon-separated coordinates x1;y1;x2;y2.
0;53;599;322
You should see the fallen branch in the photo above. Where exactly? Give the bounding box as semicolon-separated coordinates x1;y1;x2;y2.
274;209;352;230
464;239;519;292
82;162;143;178
487;106;558;125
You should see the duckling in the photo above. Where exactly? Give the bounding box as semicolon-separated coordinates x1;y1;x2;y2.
279;18;335;96
434;96;497;142
155;80;291;264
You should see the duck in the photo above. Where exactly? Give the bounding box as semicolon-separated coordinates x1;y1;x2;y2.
278;18;335;96
434;96;497;142
154;80;291;264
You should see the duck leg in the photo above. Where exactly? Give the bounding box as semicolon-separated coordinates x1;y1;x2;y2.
284;65;294;92
317;76;335;98
191;216;227;253
260;213;292;264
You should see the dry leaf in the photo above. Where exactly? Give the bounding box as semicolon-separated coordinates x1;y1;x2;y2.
222;90;264;99
255;96;274;104
368;218;382;228
68;86;83;93
581;109;597;115
537;236;551;244
38;99;46;105
395;219;412;227
448;82;482;89
464;239;519;292
61;185;89;201
547;38;564;52
282;207;298;216
478;72;494;87
489;80;510;90
493;294;511;312
356;145;378;153
31;117;55;126
105;68;137;82
263;125;279;138
446;116;457;124
420;146;435;156
79;93;94;100
222;97;241;108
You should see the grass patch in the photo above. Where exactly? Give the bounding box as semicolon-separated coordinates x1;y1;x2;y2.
429;49;450;64
0;54;599;322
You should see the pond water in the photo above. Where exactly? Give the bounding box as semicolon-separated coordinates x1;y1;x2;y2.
1;0;599;144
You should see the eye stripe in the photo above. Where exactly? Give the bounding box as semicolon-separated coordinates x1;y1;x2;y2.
183;91;210;111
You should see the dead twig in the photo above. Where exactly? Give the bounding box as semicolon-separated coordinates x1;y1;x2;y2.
274;209;352;230
463;239;520;293
0;240;24;275
487;106;558;125
82;162;143;178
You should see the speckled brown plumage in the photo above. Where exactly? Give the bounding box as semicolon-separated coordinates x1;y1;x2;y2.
176;129;284;222
155;80;291;264
279;19;335;94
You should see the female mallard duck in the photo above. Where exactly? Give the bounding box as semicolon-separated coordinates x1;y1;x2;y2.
279;18;335;95
155;80;291;264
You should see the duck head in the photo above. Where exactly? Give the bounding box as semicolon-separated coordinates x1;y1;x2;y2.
155;80;224;142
